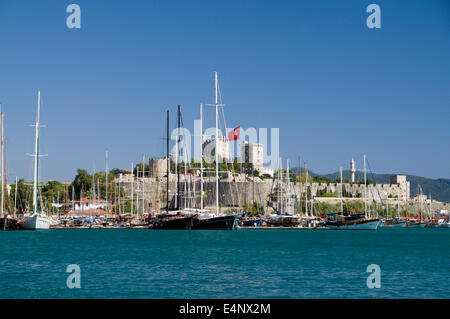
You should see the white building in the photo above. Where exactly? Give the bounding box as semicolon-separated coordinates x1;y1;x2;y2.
241;141;263;170
203;137;230;162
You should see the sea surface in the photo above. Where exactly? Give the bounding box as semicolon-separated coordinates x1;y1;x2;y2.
0;228;448;299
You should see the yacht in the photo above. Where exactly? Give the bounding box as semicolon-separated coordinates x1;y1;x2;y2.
18;91;52;230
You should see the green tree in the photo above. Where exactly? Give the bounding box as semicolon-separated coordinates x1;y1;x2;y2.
72;169;92;198
134;163;150;177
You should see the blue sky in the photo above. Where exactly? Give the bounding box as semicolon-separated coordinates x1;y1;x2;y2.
0;0;449;182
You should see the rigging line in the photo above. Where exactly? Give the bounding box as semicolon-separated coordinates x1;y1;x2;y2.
290;179;301;216
217;80;241;208
367;181;379;217
365;158;387;214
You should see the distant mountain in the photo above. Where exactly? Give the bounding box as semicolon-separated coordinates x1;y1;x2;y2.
291;168;450;203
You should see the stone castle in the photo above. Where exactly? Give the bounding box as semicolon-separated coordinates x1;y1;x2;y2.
115;156;411;214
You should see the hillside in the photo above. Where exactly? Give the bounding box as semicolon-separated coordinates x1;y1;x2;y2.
291;168;450;203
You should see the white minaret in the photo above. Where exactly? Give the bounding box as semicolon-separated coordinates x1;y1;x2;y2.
350;156;356;183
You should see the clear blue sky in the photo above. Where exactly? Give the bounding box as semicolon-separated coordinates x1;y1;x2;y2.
0;0;449;182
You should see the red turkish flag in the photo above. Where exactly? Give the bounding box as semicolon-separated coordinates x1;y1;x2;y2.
227;126;240;141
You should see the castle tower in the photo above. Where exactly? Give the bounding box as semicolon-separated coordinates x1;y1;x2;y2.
350;156;355;183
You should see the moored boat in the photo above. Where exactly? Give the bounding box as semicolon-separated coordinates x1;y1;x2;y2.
192;213;237;230
19;91;53;230
19;212;52;230
150;211;196;230
406;220;427;228
325;212;381;230
383;218;407;228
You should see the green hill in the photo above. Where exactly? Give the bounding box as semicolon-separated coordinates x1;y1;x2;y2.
291;168;450;203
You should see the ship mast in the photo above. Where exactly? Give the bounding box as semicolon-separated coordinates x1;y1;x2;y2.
1;110;4;217
364;154;367;219
142;154;145;217
32;91;41;214
105;150;108;214
340;167;343;213
200;103;204;212
130;161;134;216
214;72;219;214
166;110;170;213
286;159;290;215
177;105;181;210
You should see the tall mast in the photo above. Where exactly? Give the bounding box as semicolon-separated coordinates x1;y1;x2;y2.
183;142;187;210
417;184;421;221
71;185;74;217
105;150;108;214
32;91;41;214
176;105;181;210
429;193;432;219
214;72;219;214
142;154;145;217
305;162;308;217
280;157;283;213
298;155;302;214
340;167;343;212
277;158;280;212
200;103;204;212
0;112;3;216
92;168;95;214
286;159;290;214
14;176;18;218
364;154;367;218
130;161;134;217
166;110;169;212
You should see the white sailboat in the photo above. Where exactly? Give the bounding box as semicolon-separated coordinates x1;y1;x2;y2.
19;91;52;230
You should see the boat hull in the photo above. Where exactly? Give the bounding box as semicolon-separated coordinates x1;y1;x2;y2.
192;215;237;230
439;223;450;228
19;215;51;230
407;222;427;228
383;221;407;228
327;219;381;230
151;216;194;230
0;217;19;230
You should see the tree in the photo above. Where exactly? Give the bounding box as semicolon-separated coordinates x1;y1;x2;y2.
134;163;150;177
72;169;92;198
244;201;263;216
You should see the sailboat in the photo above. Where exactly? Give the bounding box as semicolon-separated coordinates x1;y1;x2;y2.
406;185;427;228
384;188;407;227
191;72;237;230
150;108;197;230
325;156;381;230
18;91;53;230
266;158;301;227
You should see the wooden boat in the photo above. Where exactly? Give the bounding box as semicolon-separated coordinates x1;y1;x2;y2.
383;218;407;228
325;212;381;230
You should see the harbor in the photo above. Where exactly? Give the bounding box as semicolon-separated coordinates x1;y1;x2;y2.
0;0;448;303
0;72;449;231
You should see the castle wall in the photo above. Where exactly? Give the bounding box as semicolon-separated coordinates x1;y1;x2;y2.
115;173;411;214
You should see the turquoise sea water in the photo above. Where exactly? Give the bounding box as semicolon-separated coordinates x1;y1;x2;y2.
0;228;448;299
